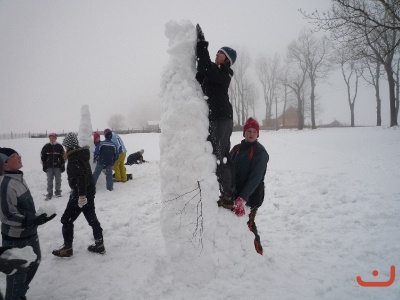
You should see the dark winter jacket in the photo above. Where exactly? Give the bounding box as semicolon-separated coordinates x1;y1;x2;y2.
93;139;118;166
231;139;269;208
125;152;145;165
196;41;233;121
0;171;38;238
65;147;95;197
41;142;65;172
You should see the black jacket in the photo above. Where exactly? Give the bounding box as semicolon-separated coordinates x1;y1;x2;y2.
65;147;95;197
41;143;65;171
196;41;233;121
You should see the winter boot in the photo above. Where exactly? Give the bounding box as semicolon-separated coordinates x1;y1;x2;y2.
52;244;73;257
88;239;106;254
217;194;234;210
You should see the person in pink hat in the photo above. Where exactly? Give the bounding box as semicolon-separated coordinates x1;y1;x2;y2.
230;117;269;255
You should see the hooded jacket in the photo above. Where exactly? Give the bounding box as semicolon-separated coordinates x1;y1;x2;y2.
65;147;95;197
196;41;233;121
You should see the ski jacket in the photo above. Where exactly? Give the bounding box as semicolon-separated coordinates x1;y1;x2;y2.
41;142;65;172
93;139;118;166
231;139;269;208
111;133;127;154
0;171;38;238
65;147;95;197
196;41;233;121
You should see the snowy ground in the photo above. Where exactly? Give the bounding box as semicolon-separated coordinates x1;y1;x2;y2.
0;126;399;299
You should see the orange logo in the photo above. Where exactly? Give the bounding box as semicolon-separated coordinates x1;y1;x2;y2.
356;265;395;287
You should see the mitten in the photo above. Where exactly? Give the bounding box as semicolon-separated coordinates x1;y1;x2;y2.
196;24;205;42
78;196;88;208
0;257;28;275
233;197;245;217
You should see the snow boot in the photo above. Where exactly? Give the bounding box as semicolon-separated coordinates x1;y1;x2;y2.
52;245;73;257
88;239;106;254
217;194;234;210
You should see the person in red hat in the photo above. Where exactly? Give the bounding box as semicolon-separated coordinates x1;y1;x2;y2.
229;117;269;255
40;133;65;200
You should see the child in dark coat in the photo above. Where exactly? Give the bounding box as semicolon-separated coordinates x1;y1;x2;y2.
52;133;105;257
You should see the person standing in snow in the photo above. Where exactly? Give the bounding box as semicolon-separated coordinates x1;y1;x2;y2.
0;147;56;299
228;118;269;255
93;132;101;147
109;129;128;182
124;149;146;165
195;24;237;205
40;133;65;200
92;129;118;191
52;133;105;257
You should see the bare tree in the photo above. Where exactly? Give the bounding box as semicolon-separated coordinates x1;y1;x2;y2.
230;47;251;125
302;0;399;126
255;54;280;127
337;48;364;127
108;114;126;131
286;36;310;130
362;58;383;125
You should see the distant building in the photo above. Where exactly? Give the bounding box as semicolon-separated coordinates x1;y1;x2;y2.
147;120;160;132
264;106;298;129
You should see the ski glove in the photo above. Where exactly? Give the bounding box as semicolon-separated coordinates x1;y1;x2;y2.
233;197;246;217
78;196;88;208
0;257;28;275
196;24;205;42
22;213;57;228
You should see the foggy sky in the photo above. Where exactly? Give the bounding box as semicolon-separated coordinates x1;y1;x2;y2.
0;0;386;134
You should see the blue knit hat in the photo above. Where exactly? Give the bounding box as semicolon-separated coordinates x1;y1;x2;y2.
219;47;237;65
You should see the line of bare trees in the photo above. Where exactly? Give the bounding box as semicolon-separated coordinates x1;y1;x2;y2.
230;0;399;129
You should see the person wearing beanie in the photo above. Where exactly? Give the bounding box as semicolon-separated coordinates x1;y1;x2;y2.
0;147;56;299
109;131;128;182
52;133;106;257
226;117;269;255
125;149;146;165
93;132;101;147
92;129;119;191
195;24;237;204
41;132;65;200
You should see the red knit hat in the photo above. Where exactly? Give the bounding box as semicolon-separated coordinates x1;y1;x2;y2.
243;117;260;137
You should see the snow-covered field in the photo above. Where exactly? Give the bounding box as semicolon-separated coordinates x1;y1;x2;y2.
0;126;399;299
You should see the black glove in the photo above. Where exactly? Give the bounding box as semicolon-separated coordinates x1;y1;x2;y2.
22;213;57;228
60;164;65;173
196;24;205;42
0;257;28;275
42;165;47;172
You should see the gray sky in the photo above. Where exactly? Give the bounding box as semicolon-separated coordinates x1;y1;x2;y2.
0;0;386;134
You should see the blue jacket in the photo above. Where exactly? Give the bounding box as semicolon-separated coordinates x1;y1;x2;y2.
231;139;269;208
0;171;38;238
94;139;118;166
111;133;127;154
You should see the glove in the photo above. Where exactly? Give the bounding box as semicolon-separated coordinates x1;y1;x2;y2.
23;213;57;227
42;165;47;172
0;257;28;275
196;24;205;42
233;197;246;217
33;213;57;226
78;196;88;208
60;164;65;173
